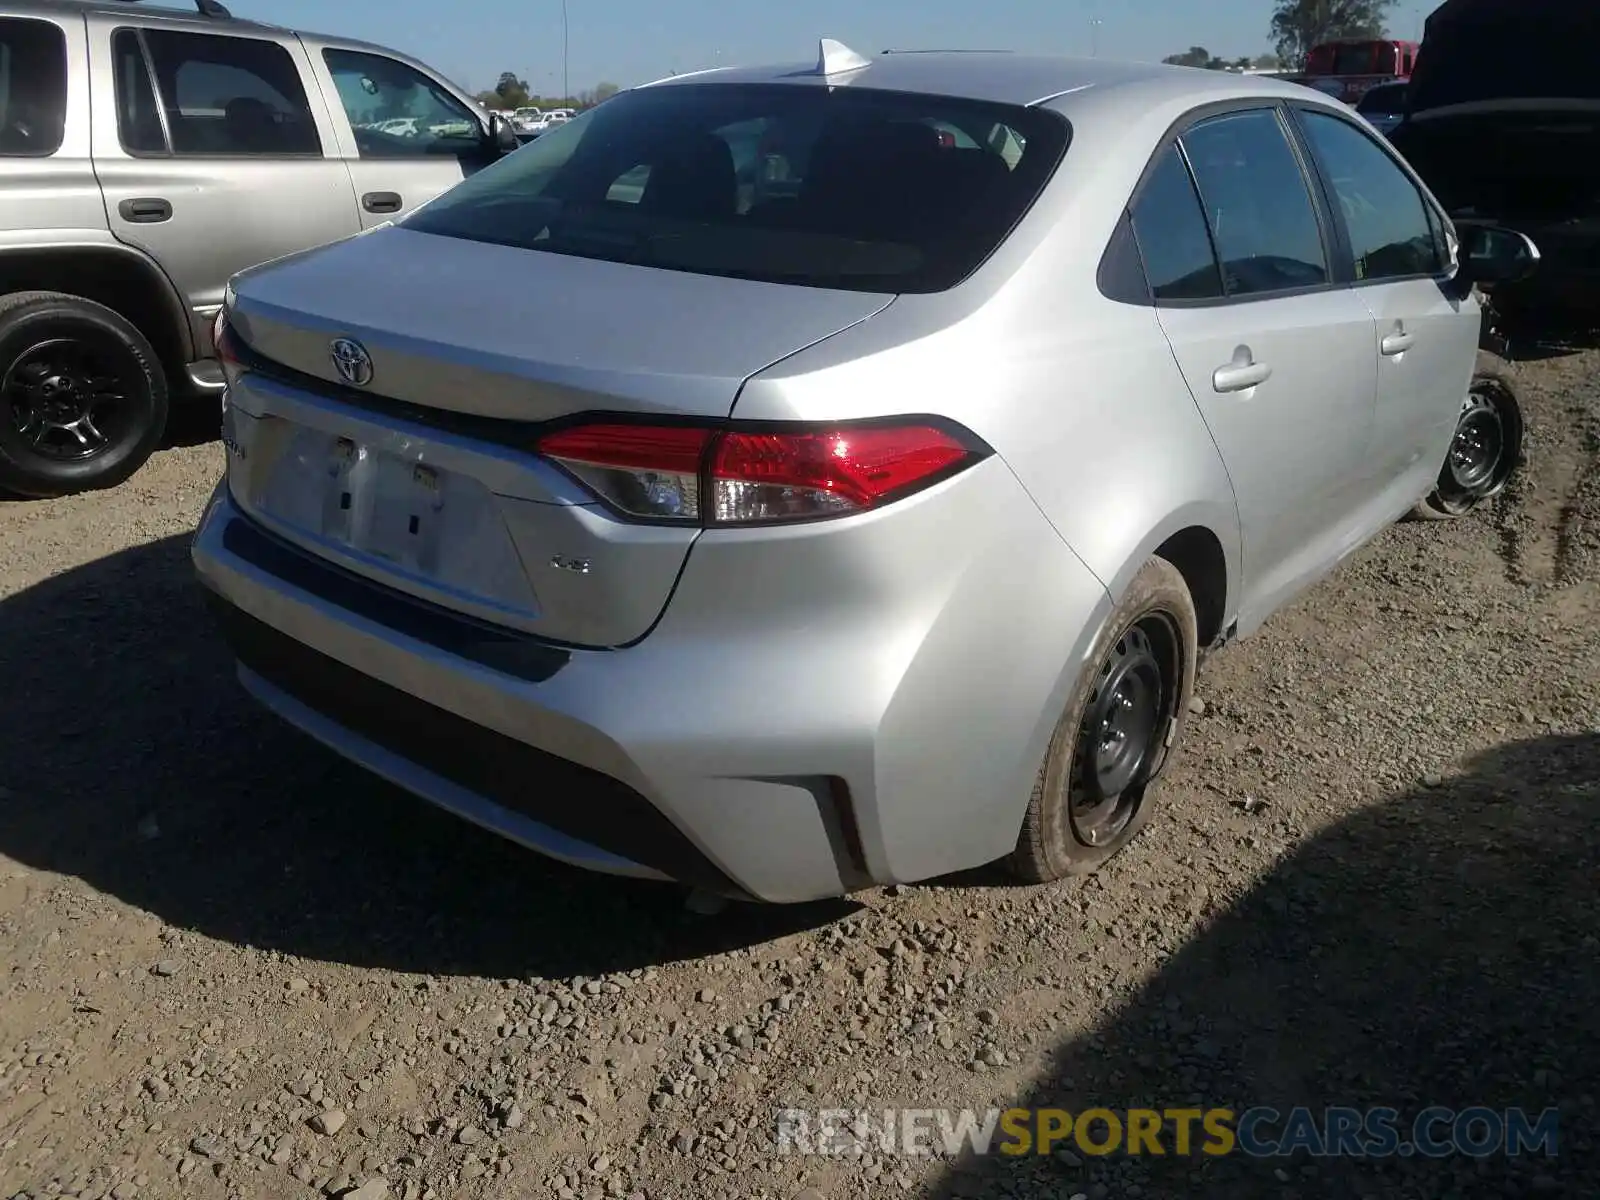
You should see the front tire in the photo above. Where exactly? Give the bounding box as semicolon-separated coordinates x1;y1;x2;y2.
1008;556;1199;883
0;291;169;498
1410;354;1523;521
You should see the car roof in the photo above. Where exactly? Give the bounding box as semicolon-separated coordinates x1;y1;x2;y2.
19;0;282;31
17;0;416;50
20;0;486;78
642;48;1327;110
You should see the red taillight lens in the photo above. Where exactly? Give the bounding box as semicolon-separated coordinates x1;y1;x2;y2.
535;420;982;526
709;426;970;523
213;308;245;385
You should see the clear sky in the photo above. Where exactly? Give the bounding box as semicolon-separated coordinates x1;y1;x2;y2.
250;0;1439;98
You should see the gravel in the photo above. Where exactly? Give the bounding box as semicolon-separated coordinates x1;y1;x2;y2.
1;350;1596;1200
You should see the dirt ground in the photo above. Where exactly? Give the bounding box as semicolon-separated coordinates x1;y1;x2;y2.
1;349;1597;1200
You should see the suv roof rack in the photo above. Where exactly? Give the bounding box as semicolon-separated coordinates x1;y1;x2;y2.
111;0;234;17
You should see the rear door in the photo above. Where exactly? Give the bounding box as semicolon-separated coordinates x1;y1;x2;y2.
1136;105;1379;625
305;41;494;229
87;12;362;360
1291;104;1480;508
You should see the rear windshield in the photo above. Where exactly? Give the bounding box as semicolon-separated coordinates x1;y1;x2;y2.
401;82;1071;293
1310;42;1395;76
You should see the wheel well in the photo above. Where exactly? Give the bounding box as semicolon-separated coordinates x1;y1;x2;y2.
1153;526;1228;648
0;248;191;386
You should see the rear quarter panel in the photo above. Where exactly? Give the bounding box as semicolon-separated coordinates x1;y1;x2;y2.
734;80;1243;616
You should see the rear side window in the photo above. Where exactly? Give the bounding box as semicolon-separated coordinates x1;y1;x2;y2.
1180;109;1329;297
112;30;166;154
138;29;320;156
0;17;67;157
1130;146;1222;301
1298;110;1444;281
401;82;1071;294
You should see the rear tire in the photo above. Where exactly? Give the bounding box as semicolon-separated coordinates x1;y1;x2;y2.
0;291;168;498
1008;556;1199;883
1409;353;1523;521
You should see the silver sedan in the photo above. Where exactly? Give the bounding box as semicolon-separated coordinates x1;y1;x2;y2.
193;42;1536;901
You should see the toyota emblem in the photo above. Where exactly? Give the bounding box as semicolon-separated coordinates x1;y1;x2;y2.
330;337;374;387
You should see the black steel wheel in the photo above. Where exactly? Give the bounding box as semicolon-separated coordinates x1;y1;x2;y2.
1411;357;1524;521
1011;555;1199;883
0;292;168;498
1068;619;1175;849
1444;390;1505;497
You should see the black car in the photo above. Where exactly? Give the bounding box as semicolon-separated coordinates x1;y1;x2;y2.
1389;0;1600;334
1355;81;1406;137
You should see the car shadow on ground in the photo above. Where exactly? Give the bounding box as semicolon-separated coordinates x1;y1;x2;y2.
0;536;857;979
161;393;224;449
918;732;1599;1199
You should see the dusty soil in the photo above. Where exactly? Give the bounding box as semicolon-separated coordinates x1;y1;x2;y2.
1;351;1597;1200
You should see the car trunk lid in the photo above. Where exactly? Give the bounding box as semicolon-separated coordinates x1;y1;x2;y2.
222;226;892;647
229;225;892;420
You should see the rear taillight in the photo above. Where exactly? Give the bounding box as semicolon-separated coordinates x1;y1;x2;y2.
536;420;985;526
536;424;711;521
213;308;245;386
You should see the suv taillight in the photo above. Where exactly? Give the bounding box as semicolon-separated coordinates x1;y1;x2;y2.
536;420;987;526
213;308;245;386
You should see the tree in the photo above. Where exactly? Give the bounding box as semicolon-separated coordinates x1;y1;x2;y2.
1269;0;1396;70
1162;46;1216;69
494;71;532;109
1253;53;1283;70
593;81;620;103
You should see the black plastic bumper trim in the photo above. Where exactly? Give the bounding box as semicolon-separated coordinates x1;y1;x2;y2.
207;597;746;897
219;511;570;684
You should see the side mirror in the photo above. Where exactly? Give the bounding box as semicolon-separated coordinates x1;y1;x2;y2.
487;112;521;155
1458;223;1540;287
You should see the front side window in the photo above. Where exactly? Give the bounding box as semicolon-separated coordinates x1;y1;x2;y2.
400;83;1070;294
1180;109;1329;297
323;49;480;159
1299;110;1443;281
0;17;67;157
141;29;320;156
1130;145;1222;301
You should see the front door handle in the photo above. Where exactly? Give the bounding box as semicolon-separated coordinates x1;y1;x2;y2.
1380;330;1416;356
118;197;172;223
1212;358;1272;394
362;191;402;214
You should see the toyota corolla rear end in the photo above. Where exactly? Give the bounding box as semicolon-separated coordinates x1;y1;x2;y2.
191;73;1112;902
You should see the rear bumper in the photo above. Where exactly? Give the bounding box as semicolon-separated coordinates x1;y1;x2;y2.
192;466;1111;903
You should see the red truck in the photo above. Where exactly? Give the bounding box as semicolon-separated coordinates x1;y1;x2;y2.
1283;37;1421;106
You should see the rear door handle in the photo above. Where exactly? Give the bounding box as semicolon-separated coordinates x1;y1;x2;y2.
118;197;172;223
1380;331;1415;356
362;191;402;214
1212;359;1272;393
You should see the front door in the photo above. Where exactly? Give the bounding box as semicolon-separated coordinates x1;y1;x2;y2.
1132;107;1379;627
309;45;492;231
1292;105;1482;512
87;16;363;360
